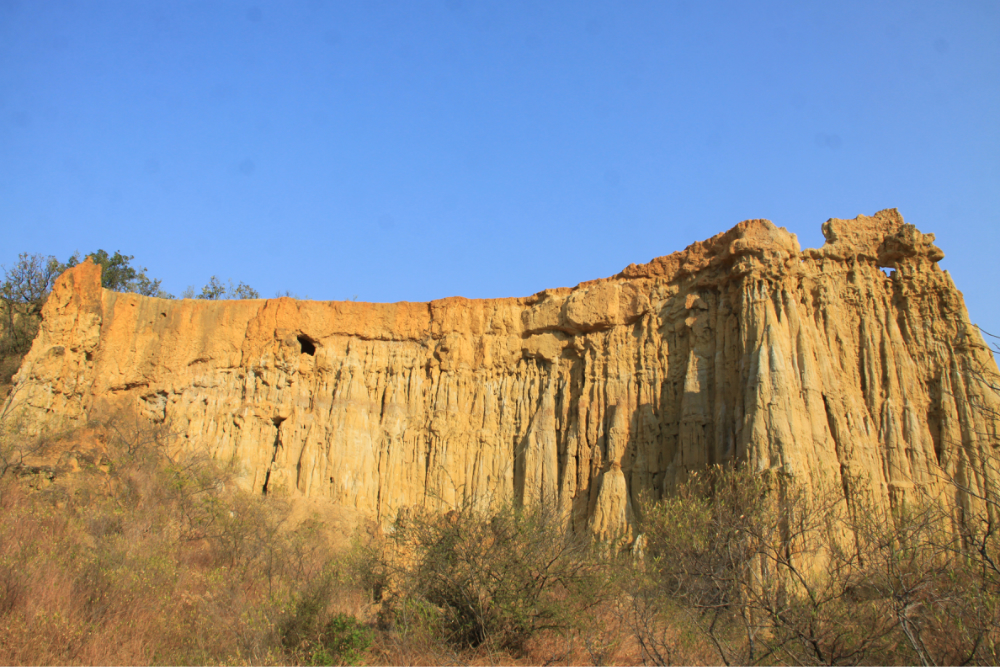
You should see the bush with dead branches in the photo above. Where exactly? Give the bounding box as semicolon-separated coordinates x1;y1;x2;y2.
636;465;999;666
380;499;611;657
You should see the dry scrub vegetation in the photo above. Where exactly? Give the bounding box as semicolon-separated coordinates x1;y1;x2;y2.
0;412;369;665
0;408;997;665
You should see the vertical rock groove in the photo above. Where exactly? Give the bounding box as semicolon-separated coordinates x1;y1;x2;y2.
262;416;285;496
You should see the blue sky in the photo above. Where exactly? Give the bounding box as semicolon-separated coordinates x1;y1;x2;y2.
1;0;997;334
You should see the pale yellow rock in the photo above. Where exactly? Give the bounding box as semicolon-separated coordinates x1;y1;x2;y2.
4;210;998;540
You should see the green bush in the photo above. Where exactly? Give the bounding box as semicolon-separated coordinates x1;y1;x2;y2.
311;613;373;666
383;500;609;655
279;582;372;666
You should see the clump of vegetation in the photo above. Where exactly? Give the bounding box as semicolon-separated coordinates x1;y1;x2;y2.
0;409;365;665
181;275;260;300
0;253;62;384
62;249;172;298
634;465;999;666
378;500;611;657
280;598;373;666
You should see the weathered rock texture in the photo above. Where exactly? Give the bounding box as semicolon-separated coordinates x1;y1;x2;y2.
5;210;998;539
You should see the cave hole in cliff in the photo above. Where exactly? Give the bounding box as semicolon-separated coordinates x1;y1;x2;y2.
297;334;316;356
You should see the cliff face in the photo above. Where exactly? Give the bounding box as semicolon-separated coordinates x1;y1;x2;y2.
5;210;998;538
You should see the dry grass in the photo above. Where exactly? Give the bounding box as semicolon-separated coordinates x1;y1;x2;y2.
0;437;715;667
0;418;367;665
1;417;997;666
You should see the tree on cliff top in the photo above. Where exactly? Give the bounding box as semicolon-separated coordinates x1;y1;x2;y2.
0;253;61;312
62;249;172;298
181;276;260;300
1;253;62;360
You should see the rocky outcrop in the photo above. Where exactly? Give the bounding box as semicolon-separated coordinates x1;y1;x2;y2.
4;209;998;540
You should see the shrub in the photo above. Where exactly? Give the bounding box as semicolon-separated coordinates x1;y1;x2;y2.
63;249;169;297
312;613;373;666
382;500;609;655
278;577;372;666
636;465;1001;666
181;276;260;300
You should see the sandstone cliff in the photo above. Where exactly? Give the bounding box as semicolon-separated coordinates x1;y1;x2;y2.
4;210;998;539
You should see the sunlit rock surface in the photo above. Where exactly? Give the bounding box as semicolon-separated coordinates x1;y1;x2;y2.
6;209;998;539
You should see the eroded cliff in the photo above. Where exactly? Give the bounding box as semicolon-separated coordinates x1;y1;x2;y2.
5;210;998;539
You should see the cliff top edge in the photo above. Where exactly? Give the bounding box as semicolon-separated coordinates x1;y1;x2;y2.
56;208;944;309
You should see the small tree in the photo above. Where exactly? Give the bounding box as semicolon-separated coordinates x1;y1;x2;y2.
182;276;260;300
0;253;61;357
0;253;60;310
63;249;172;298
383;500;607;655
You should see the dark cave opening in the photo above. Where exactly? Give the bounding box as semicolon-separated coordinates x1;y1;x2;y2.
297;334;316;356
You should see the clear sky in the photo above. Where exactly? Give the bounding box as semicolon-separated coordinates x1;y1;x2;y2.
1;1;997;334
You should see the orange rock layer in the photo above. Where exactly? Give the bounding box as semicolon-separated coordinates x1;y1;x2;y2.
5;209;998;539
